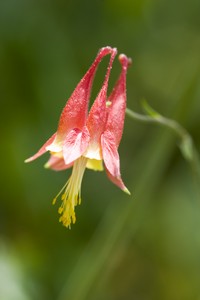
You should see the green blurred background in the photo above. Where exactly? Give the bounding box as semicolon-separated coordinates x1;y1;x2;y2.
1;0;200;299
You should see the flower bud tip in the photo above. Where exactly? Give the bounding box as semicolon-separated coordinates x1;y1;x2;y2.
118;54;132;67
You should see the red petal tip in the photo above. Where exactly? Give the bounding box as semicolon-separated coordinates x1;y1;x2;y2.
100;46;112;51
118;54;132;67
112;47;118;53
98;47;117;57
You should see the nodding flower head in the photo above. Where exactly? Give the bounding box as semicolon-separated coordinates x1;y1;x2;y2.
25;46;131;228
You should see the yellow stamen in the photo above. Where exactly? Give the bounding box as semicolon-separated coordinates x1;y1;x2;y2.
52;180;69;205
53;157;87;228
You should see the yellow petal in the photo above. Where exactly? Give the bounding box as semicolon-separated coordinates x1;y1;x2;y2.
86;159;103;171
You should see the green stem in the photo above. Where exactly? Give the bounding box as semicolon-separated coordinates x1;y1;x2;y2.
126;107;200;193
126;107;190;139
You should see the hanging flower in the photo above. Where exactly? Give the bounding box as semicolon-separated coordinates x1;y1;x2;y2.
25;46;131;228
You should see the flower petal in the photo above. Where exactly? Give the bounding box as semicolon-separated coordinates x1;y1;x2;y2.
101;130;130;193
55;47;115;142
101;130;120;177
86;159;103;171
63;126;90;165
85;48;117;156
44;154;73;171
105;167;130;194
25;133;56;163
105;54;131;147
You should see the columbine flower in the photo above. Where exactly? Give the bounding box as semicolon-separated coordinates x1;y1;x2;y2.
25;46;131;228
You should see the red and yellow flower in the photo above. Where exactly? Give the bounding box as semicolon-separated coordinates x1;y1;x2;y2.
25;46;131;228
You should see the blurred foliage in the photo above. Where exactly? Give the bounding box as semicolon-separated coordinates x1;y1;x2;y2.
0;0;200;299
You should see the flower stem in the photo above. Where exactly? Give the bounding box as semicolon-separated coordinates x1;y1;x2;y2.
126;106;200;194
